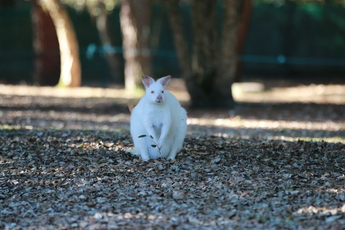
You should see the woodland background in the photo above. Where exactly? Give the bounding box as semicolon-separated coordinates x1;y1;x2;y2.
1;0;345;90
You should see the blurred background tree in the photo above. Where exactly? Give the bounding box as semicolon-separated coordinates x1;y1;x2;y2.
40;0;81;87
120;0;153;91
164;0;252;108
32;0;60;86
61;0;153;90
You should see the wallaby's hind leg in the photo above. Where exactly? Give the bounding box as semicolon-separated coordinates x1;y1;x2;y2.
167;117;187;160
133;136;150;161
130;119;150;161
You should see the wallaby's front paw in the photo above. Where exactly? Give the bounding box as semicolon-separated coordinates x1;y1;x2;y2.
156;142;162;150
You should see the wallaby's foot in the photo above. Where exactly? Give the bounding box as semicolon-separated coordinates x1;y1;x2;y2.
167;154;176;161
140;152;150;161
128;149;150;161
141;156;150;161
167;158;176;162
128;149;139;156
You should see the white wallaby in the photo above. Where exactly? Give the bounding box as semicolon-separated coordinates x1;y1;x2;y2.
130;75;187;161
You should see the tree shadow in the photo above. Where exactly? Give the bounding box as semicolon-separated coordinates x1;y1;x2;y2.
0;95;130;115
1;94;344;142
188;102;345;122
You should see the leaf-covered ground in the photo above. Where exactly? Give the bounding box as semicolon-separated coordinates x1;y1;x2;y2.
1;84;345;229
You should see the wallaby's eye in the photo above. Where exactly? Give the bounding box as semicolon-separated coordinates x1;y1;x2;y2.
151;90;154;94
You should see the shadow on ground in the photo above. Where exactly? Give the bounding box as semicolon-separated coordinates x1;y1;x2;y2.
0;87;345;229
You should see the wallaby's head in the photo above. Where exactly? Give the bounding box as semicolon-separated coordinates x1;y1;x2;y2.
142;75;171;104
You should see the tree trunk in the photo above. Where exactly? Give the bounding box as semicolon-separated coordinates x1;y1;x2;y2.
120;0;152;91
235;0;252;81
92;1;122;83
189;0;219;107
216;0;242;108
165;0;245;108
164;0;192;80
41;0;81;87
31;0;60;86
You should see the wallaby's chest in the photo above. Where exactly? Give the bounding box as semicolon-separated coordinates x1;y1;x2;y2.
144;106;169;128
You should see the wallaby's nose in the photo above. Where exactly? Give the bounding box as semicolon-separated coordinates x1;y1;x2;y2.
156;95;163;102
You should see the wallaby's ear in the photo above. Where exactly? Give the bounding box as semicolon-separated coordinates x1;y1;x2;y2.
158;75;172;88
142;75;155;88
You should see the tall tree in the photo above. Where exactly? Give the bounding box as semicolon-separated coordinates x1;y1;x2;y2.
236;0;252;81
31;0;60;86
164;0;251;108
41;0;81;87
120;0;153;91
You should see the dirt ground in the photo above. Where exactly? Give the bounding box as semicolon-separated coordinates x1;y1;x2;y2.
0;82;344;229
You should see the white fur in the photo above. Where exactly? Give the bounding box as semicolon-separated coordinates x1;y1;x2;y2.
130;75;187;161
